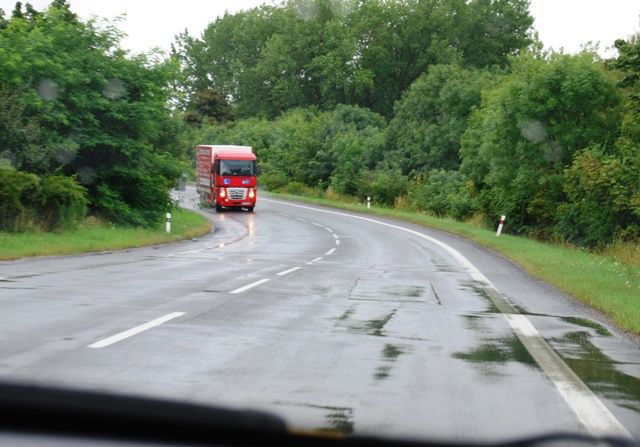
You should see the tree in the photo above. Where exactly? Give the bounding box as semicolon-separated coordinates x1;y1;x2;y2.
460;53;623;234
173;0;534;118
385;64;498;175
0;2;182;227
184;88;235;126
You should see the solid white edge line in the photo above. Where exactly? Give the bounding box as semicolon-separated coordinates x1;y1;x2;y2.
277;267;301;276
229;278;270;294
88;312;185;349
262;197;632;439
326;248;336;255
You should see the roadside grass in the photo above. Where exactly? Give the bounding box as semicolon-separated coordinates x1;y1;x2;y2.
269;192;640;335
0;209;211;261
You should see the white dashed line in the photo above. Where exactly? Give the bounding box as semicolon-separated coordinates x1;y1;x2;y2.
324;227;334;233
311;222;323;227
311;257;323;263
229;278;270;294
277;267;301;276
88;312;185;349
335;239;340;246
325;248;336;255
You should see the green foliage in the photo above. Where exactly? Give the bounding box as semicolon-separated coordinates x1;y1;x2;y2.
386;64;498;175
361;167;408;206
0;167;39;231
557;144;640;247
461;53;623;234
174;0;534;118
406;170;477;220
37;175;88;231
95;168;174;227
184;88;235;126
0;2;183;229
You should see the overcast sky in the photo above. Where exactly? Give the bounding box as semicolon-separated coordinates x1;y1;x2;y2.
1;0;639;57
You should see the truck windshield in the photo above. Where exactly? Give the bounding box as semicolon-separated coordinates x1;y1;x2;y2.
218;160;256;176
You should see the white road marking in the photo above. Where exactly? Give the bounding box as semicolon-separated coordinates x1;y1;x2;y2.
335;240;340;246
88;312;185;349
312;222;323;227
332;234;338;239
262;198;632;438
295;217;307;222
311;257;323;262
229;278;270;294
326;248;336;255
277;267;301;276
324;227;334;233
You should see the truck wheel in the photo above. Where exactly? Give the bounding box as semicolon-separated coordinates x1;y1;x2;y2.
215;205;223;212
247;207;254;213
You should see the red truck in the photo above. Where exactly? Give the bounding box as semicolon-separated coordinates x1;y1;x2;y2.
195;145;258;212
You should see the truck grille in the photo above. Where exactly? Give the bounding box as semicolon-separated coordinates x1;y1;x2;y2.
227;188;247;200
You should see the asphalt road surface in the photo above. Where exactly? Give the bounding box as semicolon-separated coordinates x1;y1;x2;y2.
1;187;639;443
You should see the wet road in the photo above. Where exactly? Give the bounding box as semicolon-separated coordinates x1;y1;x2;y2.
1;188;639;442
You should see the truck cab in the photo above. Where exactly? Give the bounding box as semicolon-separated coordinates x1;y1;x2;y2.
196;145;258;212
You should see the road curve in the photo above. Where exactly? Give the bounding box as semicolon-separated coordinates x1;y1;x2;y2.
0;188;639;442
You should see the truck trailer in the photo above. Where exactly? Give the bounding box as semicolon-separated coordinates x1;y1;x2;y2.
195;145;257;212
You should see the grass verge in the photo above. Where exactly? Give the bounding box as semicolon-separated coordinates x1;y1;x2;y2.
269;192;640;336
0;209;211;261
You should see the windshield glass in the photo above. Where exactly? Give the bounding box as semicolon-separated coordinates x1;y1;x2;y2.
218;160;256;176
1;0;639;445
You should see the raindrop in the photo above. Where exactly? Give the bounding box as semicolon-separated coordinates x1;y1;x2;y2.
0;150;16;167
541;140;564;162
293;0;318;21
102;78;126;99
37;79;58;101
518;119;547;144
53;140;78;165
77;166;97;185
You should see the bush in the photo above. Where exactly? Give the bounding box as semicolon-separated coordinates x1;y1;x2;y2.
406;170;477;220
556;144;640;248
94;168;173;227
361;168;408;206
0;167;39;232
37;175;88;231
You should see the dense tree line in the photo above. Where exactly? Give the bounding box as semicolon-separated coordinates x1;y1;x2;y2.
0;1;186;231
174;0;533;118
179;0;639;248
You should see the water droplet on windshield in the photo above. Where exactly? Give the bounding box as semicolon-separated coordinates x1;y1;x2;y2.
77;166;97;185
102;78;126;99
518;119;547;144
37;79;58;101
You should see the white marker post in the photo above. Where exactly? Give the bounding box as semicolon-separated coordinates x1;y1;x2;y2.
367;196;371;209
496;215;506;236
165;212;171;234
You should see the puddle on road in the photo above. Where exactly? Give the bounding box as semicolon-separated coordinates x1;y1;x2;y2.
366;310;397;337
322;408;354;434
559;317;612;337
273;401;354;435
550;331;640;413
374;343;406;381
459;281;501;314
338;308;355;321
383;285;424;298
453;336;537;373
